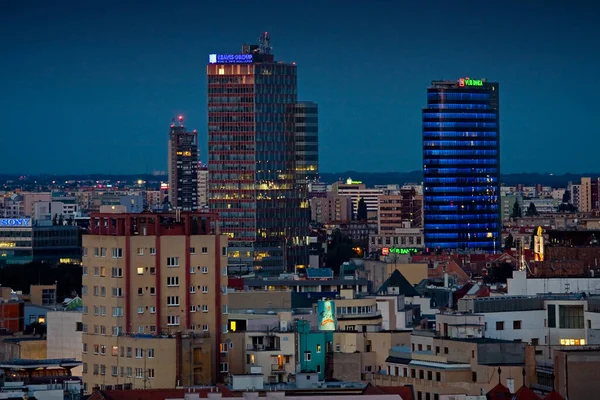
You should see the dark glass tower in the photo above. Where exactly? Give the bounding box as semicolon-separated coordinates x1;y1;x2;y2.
207;33;309;274
168;117;198;211
293;102;319;187
422;78;500;252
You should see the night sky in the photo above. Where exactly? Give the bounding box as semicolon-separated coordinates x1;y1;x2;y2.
1;1;599;175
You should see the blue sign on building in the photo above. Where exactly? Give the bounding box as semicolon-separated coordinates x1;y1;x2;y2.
0;218;31;227
208;53;254;64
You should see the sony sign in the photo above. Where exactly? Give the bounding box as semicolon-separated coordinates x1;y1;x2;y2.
0;218;32;227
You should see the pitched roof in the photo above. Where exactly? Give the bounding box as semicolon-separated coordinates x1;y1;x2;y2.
377;270;420;297
512;386;541;400
486;382;512;399
362;383;414;400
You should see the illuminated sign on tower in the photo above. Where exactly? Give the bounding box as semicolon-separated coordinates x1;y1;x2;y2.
458;77;484;87
208;54;254;64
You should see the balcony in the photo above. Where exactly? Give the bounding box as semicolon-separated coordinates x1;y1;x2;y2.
271;364;286;374
336;310;382;320
246;343;281;352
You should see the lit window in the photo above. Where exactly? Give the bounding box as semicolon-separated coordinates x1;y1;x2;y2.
137;267;144;275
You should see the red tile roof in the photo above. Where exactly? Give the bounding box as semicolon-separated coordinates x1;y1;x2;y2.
486;383;512;399
512;386;541;400
362;383;414;400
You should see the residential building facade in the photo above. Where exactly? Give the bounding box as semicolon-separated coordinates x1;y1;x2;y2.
81;211;228;392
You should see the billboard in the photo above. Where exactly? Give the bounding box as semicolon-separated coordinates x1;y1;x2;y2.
317;300;336;331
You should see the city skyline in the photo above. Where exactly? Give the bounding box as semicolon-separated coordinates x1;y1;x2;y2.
2;1;600;174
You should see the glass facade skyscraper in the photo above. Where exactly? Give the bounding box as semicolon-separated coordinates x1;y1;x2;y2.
207;38;310;274
422;78;500;252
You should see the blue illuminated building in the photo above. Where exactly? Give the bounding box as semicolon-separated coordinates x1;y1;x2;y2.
422;78;501;252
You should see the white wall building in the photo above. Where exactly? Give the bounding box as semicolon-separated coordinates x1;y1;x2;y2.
46;310;83;376
508;270;600;296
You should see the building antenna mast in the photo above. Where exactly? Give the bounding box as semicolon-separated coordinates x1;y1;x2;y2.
259;32;271;55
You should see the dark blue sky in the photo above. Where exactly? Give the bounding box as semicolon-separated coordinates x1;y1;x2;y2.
1;1;599;175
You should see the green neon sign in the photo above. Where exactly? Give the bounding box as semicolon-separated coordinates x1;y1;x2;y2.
383;247;419;255
460;78;484;87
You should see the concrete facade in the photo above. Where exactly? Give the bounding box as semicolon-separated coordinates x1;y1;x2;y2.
47;310;83;376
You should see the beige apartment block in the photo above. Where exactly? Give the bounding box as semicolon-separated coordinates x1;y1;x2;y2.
374;332;526;399
227;330;296;383
46;310;83;376
332;331;411;381
81;211;228;393
580;177;592;212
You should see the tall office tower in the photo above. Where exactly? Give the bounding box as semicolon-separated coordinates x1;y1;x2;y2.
207;33;309;274
81;210;229;392
168;116;199;211
293;102;319;186
422;78;501;252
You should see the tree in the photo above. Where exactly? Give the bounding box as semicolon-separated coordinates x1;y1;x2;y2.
526;202;538;217
504;233;514;250
511;201;522;219
52;213;58;226
558;203;577;212
562;190;571;204
356;198;368;221
325;229;358;274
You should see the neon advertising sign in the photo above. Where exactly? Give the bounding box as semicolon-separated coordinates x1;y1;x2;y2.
382;247;419;255
208;54;254;64
458;77;484;87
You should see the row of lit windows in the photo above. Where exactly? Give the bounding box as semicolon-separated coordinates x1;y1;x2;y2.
426;189;497;196
427;92;490;100
424;232;497;239
423;122;498;128
423;112;497;119
424;150;498;156
423;131;497;138
425;159;498;165
425;168;499;174
423;241;499;249
425;177;498;184
423;140;497;147
424;205;499;211
424;223;499;230
424;195;498;202
425;214;499;221
427;103;491;109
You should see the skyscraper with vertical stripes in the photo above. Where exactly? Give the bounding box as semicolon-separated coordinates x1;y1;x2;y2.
422;78;501;252
207;33;311;274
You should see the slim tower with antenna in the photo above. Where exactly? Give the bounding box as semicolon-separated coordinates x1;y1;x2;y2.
259;32;271;54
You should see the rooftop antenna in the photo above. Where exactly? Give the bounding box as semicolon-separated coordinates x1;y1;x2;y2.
178;115;184;127
259;32;271;54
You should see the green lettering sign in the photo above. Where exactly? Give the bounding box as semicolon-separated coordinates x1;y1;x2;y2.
389;247;418;255
464;79;483;87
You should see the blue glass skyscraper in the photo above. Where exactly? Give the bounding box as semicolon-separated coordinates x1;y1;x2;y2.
422;78;500;252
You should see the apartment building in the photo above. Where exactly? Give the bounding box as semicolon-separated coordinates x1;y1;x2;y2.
310;193;353;224
378;189;422;234
374;328;526;399
81;211;229;392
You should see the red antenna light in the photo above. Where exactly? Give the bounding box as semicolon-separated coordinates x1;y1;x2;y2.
178;115;183;120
